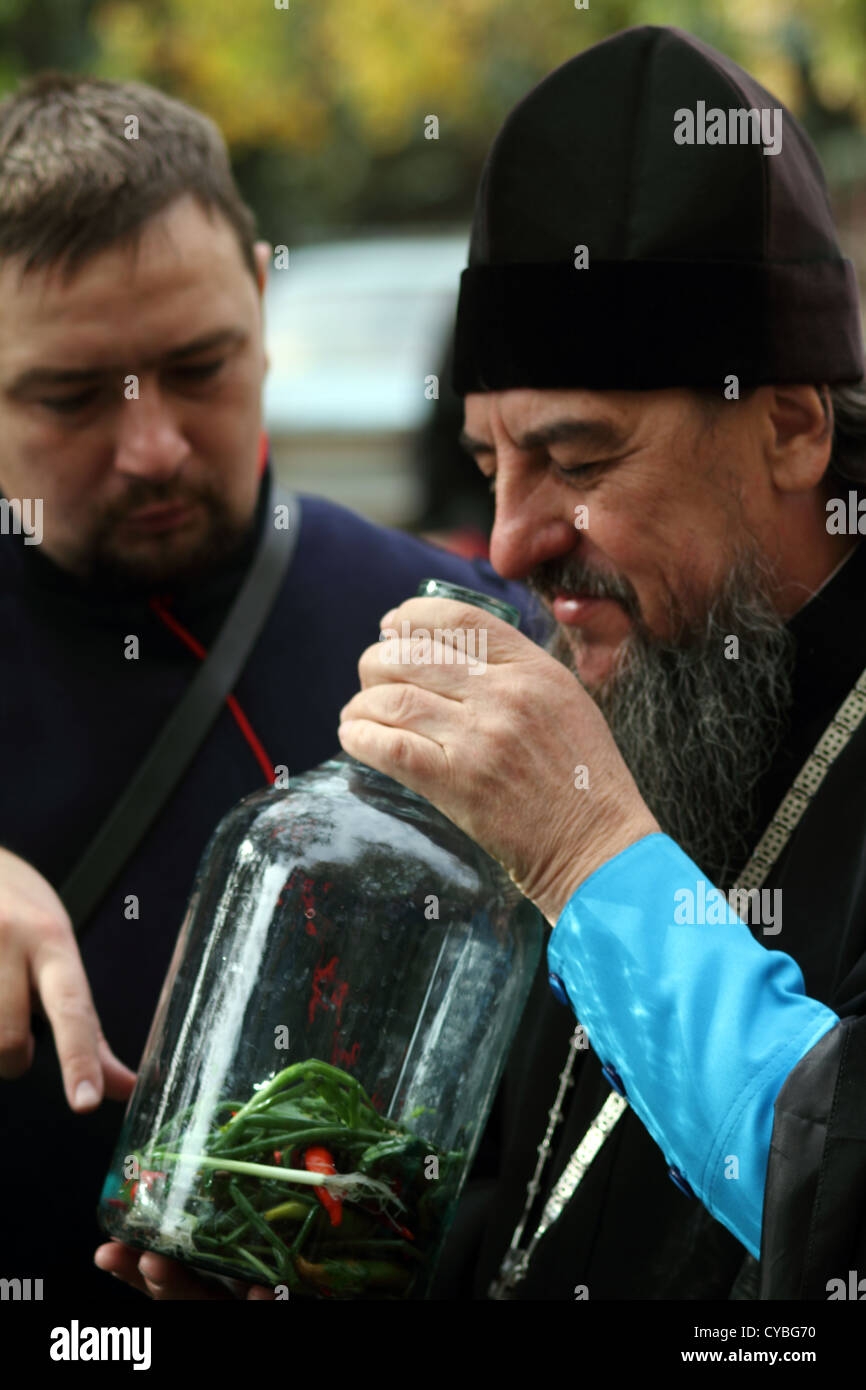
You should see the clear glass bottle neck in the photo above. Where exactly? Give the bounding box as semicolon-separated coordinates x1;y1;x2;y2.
415;578;520;627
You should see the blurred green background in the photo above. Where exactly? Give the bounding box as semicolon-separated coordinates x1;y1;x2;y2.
5;0;864;237
2;0;865;539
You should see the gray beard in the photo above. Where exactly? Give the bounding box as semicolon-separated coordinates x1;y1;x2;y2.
531;548;796;889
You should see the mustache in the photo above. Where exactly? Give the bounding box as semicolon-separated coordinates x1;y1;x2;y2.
101;483;215;525
527;556;642;622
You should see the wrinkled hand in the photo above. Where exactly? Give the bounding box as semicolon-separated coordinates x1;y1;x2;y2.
0;846;137;1109
338;597;659;924
93;1242;275;1300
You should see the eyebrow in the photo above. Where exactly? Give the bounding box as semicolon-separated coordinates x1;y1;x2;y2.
458;417;630;459
7;326;248;394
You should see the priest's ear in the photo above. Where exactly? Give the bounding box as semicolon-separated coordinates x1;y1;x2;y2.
762;385;833;493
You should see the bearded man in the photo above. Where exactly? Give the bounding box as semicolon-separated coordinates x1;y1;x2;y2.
338;26;866;1300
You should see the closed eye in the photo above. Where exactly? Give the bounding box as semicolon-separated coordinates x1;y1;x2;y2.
557;462;602;478
38;359;225;414
483;460;600;494
40;389;99;414
169;359;225;381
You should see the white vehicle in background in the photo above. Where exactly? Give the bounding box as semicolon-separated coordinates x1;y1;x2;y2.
263;231;470;529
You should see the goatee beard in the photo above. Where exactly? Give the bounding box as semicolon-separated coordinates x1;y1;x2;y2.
76;497;254;599
531;549;796;889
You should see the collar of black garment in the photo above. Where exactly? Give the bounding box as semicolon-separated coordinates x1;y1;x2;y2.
785;538;866;721
744;536;866;870
2;469;272;637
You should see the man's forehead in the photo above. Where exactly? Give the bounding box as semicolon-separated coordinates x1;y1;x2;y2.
0;198;255;374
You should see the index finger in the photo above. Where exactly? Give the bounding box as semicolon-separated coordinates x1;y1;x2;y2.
32;933;109;1110
369;598;529;685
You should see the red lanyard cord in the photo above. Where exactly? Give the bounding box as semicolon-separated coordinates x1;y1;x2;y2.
149;596;275;786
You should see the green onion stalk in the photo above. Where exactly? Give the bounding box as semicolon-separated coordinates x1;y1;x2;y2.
105;1059;464;1299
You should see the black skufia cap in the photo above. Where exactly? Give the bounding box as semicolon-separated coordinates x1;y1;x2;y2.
453;25;864;394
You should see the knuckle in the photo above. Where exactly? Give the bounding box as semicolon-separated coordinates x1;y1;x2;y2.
58;1047;97;1079
32;920;71;956
477;710;511;753
3;908;71;951
505;679;535;724
392;682;425;722
388;729;415;768
50;984;95;1027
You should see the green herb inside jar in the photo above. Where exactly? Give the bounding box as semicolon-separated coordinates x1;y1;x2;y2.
104;1059;464;1299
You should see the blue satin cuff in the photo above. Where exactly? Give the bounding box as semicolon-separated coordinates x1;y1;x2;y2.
547;833;839;1258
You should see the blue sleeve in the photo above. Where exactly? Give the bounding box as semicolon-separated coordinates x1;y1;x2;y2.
547;833;839;1258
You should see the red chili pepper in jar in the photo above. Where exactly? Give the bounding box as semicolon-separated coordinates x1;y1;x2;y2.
304;1146;343;1227
139;1170;166;1192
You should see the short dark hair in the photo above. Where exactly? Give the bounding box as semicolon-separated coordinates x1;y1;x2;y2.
827;380;866;488
0;70;258;282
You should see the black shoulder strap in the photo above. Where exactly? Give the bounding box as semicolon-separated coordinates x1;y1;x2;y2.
59;483;300;937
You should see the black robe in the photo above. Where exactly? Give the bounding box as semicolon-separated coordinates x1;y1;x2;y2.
434;537;866;1301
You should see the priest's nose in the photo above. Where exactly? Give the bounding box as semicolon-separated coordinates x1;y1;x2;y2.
487;473;578;581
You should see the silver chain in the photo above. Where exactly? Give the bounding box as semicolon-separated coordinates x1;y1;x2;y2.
489;658;866;1299
488;1022;586;1298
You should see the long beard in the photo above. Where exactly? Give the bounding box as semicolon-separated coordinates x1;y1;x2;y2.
531;548;796;889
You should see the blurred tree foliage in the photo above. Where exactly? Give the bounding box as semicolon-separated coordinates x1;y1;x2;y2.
0;0;863;243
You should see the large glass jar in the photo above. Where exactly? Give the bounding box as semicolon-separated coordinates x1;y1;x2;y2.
98;580;544;1299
